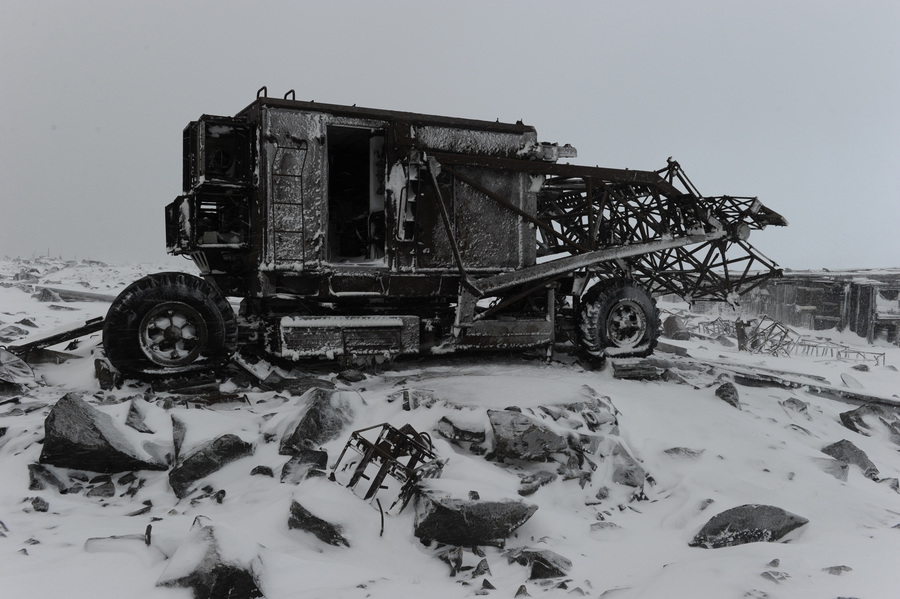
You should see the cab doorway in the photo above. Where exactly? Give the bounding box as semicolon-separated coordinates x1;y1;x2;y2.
326;126;386;262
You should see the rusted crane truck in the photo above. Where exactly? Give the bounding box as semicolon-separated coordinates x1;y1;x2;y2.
100;88;787;377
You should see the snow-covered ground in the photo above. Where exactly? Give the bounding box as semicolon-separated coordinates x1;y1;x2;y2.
2;257;899;599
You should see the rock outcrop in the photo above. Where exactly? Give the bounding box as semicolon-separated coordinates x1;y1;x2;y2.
414;494;538;546
279;388;365;455
157;517;265;599
689;504;808;548
169;434;254;498
821;439;879;479
288;500;350;547
40;393;169;473
488;410;568;462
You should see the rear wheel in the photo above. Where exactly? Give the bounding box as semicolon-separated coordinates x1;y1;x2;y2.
103;272;237;378
578;279;660;358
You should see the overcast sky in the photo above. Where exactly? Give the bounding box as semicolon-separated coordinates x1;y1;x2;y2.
2;0;898;270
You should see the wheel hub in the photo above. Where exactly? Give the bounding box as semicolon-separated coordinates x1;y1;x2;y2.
606;299;648;348
139;301;209;367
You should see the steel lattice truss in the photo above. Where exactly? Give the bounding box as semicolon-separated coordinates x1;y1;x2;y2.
535;161;786;302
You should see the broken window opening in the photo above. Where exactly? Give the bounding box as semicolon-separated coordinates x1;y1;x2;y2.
326;126;386;263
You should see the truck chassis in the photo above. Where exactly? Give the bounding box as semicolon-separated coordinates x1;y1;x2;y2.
101;88;786;377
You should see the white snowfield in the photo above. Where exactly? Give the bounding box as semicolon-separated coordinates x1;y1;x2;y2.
1;256;900;599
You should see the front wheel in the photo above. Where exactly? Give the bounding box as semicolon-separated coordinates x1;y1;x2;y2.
578;279;660;358
103;272;237;378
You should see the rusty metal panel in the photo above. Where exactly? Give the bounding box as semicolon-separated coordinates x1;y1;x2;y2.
262;108;327;265
445;319;553;351
454;166;535;270
414;125;529;157
276;315;419;358
416;166;535;272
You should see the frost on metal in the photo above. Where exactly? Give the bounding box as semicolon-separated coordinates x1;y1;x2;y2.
104;88;788;377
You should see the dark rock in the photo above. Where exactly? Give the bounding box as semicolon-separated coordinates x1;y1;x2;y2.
94;359;122;391
880;478;899;493
288;500;350;547
714;382;741;409
16;318;37;328
118;472;137;486
157;517;264;599
0;324;30;339
126;504;152;517
664;447;704;459
488;410;569;462
250;465;274;477
337;369;366;383
169;434;254;498
124;397;154;433
515;585;530;597
823;565;853;575
87;481;115;498
279;388;365;455
436;546;463;575
821;439;879;479
839;404;900;445
507;548;572;579
519;471;558;496
663;315;691;341
780;397;810;416
851;364;869;372
40;393;168;474
32;288;61;302
689;504;808;548
31;497;49;512
611;442;646;488
280;449;328;483
760;571;789;583
481;578;496;590
28;464;67;493
414;494;538;546
473;558;491;577
816;457;849;481
437;415;486;443
172;416;187;462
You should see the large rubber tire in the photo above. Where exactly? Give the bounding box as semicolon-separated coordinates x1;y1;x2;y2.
578;279;660;358
103;272;237;378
